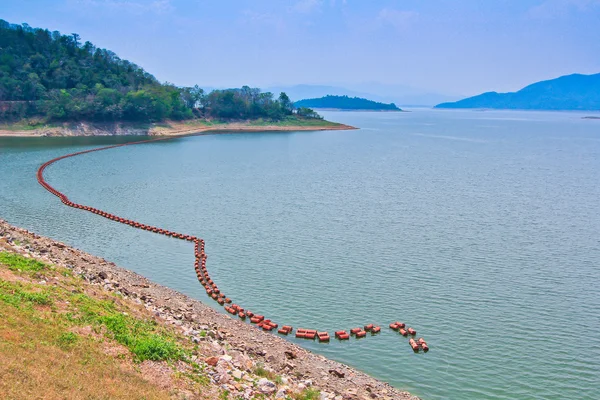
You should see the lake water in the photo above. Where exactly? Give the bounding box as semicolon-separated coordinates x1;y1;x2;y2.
1;109;599;400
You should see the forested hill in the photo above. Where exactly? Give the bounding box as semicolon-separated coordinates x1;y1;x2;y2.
295;95;401;111
435;73;600;110
0;20;307;122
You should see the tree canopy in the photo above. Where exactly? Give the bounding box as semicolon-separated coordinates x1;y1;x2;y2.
0;20;320;123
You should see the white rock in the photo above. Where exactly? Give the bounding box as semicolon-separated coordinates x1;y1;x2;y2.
232;370;243;380
258;378;276;394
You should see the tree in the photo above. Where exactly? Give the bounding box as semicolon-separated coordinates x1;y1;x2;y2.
278;92;294;115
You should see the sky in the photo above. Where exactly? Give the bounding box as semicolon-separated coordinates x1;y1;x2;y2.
1;0;599;96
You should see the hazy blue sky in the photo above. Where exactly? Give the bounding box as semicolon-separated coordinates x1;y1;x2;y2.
2;0;599;96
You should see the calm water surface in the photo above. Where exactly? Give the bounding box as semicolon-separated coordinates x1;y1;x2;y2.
1;109;599;399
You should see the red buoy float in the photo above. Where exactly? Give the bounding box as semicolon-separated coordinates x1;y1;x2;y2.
409;338;420;351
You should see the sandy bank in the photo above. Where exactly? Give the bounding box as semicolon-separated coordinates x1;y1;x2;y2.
0;219;417;400
0;119;357;137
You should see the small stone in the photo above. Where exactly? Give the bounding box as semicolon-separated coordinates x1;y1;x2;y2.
220;355;233;362
257;378;276;394
206;356;219;366
329;369;345;378
276;387;289;398
284;350;297;359
98;271;108;280
232;370;243;380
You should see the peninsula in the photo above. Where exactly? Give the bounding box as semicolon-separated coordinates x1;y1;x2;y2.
0;20;353;136
295;95;402;111
435;73;600;111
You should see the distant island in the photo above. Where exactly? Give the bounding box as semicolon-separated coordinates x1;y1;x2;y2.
295;95;402;111
435;73;600;111
0;20;345;135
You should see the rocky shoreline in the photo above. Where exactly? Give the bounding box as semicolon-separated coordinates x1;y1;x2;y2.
0;218;417;400
0;120;357;137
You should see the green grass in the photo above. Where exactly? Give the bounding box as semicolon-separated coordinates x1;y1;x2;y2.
0;252;187;362
56;331;79;349
0;280;53;307
69;292;187;362
0;251;47;273
293;388;321;400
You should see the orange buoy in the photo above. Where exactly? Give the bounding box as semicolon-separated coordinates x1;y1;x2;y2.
338;333;350;340
417;338;429;352
335;330;347;338
296;329;306;338
304;331;316;340
396;322;406;329
350;328;361;335
364;324;374;332
389;323;399;330
371;326;381;334
409;338;420;351
317;332;330;342
399;328;408;336
355;330;367;338
407;327;416;335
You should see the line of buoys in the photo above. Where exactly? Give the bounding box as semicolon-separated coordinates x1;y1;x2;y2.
37;137;431;351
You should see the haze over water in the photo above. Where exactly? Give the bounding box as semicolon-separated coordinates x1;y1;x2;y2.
1;109;599;399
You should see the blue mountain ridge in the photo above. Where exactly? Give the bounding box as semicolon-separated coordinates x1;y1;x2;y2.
435;73;600;111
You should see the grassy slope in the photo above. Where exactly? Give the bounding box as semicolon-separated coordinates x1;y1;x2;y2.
0;249;322;400
0;251;210;399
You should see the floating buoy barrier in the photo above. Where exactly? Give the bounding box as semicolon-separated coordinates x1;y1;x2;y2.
36;136;430;351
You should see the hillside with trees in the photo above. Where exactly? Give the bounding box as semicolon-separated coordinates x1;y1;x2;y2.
295;95;401;111
0;20;318;123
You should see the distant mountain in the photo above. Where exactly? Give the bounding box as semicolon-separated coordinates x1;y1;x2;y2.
295;95;401;111
435;73;600;111
267;84;459;107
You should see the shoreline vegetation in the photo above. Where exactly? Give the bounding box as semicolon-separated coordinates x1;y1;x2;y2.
0;218;417;400
0;117;357;137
